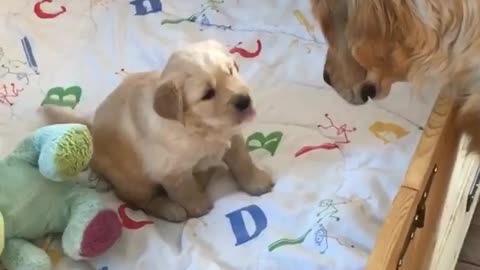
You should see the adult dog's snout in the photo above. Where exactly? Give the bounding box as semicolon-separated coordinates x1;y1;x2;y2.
360;83;377;102
323;70;332;86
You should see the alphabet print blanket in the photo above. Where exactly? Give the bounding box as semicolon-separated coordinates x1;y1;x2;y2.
0;0;439;269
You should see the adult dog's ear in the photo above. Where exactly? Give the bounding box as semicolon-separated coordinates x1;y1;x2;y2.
153;81;184;122
311;0;348;49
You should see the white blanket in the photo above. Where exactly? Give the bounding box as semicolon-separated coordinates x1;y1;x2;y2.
0;1;439;270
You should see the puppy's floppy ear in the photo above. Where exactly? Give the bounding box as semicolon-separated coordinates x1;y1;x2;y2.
153;81;184;122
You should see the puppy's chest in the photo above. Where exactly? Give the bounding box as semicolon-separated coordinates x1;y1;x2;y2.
173;137;229;173
185;136;230;162
143;134;230;177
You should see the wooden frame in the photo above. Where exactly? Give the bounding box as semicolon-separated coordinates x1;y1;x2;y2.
366;94;474;270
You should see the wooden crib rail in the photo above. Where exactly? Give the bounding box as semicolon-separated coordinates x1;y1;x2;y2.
366;95;459;270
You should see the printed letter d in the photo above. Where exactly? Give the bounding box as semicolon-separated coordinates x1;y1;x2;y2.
226;204;267;246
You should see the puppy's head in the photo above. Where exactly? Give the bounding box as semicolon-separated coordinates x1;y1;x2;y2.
311;0;418;104
154;40;254;131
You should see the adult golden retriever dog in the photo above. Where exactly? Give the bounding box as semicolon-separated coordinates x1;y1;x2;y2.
310;0;480;152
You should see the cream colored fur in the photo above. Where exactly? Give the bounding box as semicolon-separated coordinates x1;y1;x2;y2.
42;40;273;222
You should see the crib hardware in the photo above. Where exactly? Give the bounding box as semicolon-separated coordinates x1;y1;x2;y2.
397;165;438;269
466;168;480;212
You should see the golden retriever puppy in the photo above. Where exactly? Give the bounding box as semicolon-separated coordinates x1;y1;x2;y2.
42;40;274;222
310;0;480;151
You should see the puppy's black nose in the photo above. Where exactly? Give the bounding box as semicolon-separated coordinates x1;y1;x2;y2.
323;70;332;86
233;95;251;112
360;83;377;102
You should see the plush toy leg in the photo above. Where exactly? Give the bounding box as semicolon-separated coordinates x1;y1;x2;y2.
1;238;51;270
62;190;121;260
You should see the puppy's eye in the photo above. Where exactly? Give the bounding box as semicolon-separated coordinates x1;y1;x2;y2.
202;88;216;100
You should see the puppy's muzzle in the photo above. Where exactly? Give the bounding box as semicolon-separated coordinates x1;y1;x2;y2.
232;94;251;112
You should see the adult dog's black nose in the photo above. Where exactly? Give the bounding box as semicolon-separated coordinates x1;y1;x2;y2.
233;95;251;112
360;83;377;102
323;70;332;86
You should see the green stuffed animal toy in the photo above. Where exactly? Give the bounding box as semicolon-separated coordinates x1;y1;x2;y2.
0;123;122;270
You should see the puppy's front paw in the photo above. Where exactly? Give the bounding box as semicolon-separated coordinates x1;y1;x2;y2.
240;168;274;196
163;203;189;222
184;194;213;218
147;196;188;222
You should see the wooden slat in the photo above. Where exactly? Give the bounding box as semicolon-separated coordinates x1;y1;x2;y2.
456;262;480;270
401;123;458;269
402;95;456;190
366;187;418;270
366;94;458;270
428;141;480;270
459;225;480;265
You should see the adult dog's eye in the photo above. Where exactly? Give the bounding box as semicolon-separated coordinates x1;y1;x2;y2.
202;88;216;100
